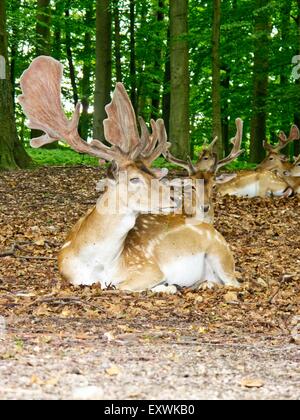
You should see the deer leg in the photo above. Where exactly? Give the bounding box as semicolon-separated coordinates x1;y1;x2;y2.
117;265;165;292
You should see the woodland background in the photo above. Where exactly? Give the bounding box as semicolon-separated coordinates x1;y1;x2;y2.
1;0;300;170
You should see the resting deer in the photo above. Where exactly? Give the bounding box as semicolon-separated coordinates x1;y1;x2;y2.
183;125;294;198
276;156;300;195
258;125;300;172
19;56;239;292
165;119;244;223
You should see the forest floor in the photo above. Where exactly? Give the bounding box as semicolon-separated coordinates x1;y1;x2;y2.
0;166;299;400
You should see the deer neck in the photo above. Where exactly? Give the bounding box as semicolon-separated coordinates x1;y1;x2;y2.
67;185;138;270
93;186;138;260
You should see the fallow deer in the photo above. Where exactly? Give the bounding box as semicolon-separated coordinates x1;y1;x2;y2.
258;125;300;172
276;156;300;195
182;124;295;198
164;119;244;223
19;56;239;292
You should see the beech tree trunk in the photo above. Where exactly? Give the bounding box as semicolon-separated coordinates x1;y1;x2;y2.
169;0;190;159
79;5;94;140
151;0;165;119
93;0;112;141
250;0;271;163
294;0;300;156
212;0;223;158
65;2;79;107
0;0;31;170
113;0;122;83
129;0;137;113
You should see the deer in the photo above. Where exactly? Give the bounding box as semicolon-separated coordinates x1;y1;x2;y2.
19;56;240;292
287;155;300;177
275;155;300;195
177;124;295;198
164;119;244;223
258;125;300;172
217;125;299;198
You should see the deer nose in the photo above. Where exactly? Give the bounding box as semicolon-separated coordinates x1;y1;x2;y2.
203;205;210;213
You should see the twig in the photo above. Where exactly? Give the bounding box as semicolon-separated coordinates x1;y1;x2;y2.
17;256;56;261
30;296;104;313
268;275;292;304
0;245;16;257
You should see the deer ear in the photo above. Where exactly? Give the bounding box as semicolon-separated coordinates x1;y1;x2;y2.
107;161;119;182
216;173;237;184
280;155;289;162
152;168;169;180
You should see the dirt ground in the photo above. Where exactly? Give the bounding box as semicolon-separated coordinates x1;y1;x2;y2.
0;166;299;400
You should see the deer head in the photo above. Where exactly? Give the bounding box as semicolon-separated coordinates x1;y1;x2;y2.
163;119;243;220
259;125;300;171
285;155;300;177
18;56;176;215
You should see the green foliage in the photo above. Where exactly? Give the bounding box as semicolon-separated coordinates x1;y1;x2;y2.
6;0;300;165
26;148;99;167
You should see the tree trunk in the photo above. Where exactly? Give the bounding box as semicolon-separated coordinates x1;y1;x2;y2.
221;65;231;156
93;0;112;141
79;5;94;140
294;0;300;156
151;0;165;119
52;0;63;60
169;0;190;159
65;3;79;107
280;0;292;156
250;0;271;163
33;0;51;143
113;0;122;83
129;0;137;113
36;0;51;56
0;0;31;170
212;0;223;158
10;0;21;109
162;27;171;136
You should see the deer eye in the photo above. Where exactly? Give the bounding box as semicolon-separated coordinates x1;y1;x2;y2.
269;157;274;161
203;157;209;161
130;177;141;184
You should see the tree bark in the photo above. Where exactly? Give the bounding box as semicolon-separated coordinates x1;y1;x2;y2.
129;0;137;113
294;0;300;156
93;0;112;141
151;0;165;119
36;0;51;56
52;0;63;60
65;3;79;107
280;0;292;156
10;0;21;109
250;0;271;163
33;0;51;143
221;65;231;156
0;0;31;170
169;0;190;159
113;0;122;83
212;0;223;158
79;5;94;140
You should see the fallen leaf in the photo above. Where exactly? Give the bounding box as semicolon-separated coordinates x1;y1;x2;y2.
240;378;265;388
106;365;121;376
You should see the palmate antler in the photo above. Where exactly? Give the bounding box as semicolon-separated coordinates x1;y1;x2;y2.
264;125;300;153
216;118;244;171
164;118;244;175
18;56;166;166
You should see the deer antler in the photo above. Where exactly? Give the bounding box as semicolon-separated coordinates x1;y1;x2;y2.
163;118;243;175
138;118;171;166
264;125;300;153
216;118;244;171
18;56;145;163
150;120;195;174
